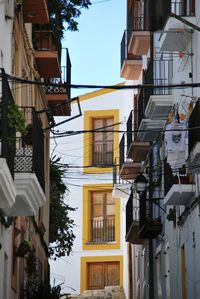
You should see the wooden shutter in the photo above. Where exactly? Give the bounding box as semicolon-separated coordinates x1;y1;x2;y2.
91;192;115;242
87;262;120;290
88;263;104;290
105;262;120;287
92;117;114;166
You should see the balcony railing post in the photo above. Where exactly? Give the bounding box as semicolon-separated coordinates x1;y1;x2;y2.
119;134;125;170
66;48;71;100
139;191;147;229
171;0;195;16
127;110;133;149
32;109;45;191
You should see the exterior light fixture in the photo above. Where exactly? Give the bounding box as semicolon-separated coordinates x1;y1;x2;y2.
134;172;148;194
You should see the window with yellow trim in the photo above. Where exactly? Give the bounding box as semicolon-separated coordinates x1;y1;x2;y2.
92;117;114;167
84;110;119;174
83;184;120;250
87;261;120;290
91;191;115;243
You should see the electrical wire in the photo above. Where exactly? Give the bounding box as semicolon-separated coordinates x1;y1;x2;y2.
50;125;200;138
51;121;121;135
3;72;200;90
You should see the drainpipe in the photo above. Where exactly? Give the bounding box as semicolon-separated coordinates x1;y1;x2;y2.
148;30;154;299
149;146;154;299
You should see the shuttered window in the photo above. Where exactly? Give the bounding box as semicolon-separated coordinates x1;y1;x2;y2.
92;117;114;166
87;262;120;290
91;191;115;242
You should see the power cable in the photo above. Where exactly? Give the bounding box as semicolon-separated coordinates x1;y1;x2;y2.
3;71;200;90
50;125;200;138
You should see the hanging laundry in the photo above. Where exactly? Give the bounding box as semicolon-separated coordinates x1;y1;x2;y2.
164;120;187;173
165;121;186;152
167;151;186;171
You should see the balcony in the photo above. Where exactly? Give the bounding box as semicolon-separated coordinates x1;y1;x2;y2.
145;95;174;120
33;30;61;78
89;218;115;243
0;159;16;214
160;1;196;52
9;107;46;216
137;119;165;142
119;134;141;180
120;30;142;80
9;173;46;216
138;191;162;239
137;59;172;130
126;192;143;244
164;183;195;206
0;69;16;214
126;110;150;161
144;59;173;116
138;220;163;239
136;59;172;141
23;0;49;24
112;164;132;199
128;17;150;55
44;48;71;116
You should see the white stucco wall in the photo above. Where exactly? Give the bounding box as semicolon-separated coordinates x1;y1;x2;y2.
50;84;134;295
157;4;200;298
0;2;14;299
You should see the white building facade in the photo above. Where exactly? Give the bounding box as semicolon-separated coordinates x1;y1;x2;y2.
50;86;134;297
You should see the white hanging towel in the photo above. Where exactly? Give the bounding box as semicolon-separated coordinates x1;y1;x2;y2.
165;121;186;152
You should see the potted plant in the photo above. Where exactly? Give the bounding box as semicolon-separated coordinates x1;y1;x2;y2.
7;103;26;134
23;123;33;146
16;240;32;257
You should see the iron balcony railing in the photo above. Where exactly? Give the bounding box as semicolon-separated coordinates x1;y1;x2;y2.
127;0;135;35
15;107;45;191
92;141;113;167
126;192;140;236
90;218;115;243
127;0;148;33
44;48;71;100
120;30;142;69
33;30;58;51
0;68;16;177
171;0;195;16
137;58;173;128
137;89;145;132
127;15;148;46
127;110;136;150
119;133;126;170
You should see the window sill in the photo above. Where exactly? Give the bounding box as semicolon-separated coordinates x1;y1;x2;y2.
85;241;117;245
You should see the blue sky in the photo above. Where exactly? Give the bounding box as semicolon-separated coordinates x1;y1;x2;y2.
62;0;126;97
50;2;126;287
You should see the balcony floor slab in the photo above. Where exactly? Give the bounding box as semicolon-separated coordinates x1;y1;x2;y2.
164;184;195;205
8;173;46;216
